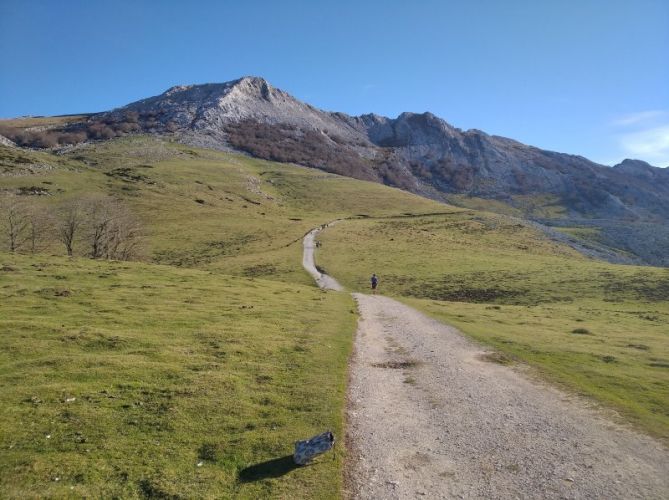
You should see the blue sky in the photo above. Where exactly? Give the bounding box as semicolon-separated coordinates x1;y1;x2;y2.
1;0;668;166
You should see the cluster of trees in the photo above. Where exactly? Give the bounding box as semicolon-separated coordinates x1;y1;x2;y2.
225;120;416;191
0;111;179;149
0;125;88;149
0;195;143;260
225;120;379;181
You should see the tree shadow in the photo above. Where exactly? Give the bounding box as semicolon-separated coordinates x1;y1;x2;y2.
238;455;301;482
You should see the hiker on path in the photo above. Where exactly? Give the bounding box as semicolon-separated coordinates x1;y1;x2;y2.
371;273;378;294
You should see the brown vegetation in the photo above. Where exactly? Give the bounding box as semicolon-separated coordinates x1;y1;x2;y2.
0;110;174;149
85;196;143;260
0;196;53;253
224;120;417;190
225;120;378;180
0;194;142;260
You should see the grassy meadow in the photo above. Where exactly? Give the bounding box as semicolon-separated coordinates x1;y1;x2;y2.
317;215;669;440
0;253;356;498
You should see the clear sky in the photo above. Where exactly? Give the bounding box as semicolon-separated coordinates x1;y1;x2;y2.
1;0;668;166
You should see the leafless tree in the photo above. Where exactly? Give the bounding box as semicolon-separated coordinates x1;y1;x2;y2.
87;197;115;259
57;200;84;256
0;196;29;252
85;196;143;260
26;204;54;254
106;214;143;260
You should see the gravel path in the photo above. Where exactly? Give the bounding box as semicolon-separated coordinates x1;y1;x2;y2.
302;225;669;499
345;295;668;499
302;223;344;291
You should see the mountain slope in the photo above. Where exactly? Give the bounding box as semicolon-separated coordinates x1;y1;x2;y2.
95;77;669;266
2;76;668;264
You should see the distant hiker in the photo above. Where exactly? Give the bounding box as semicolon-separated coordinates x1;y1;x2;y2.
371;273;378;293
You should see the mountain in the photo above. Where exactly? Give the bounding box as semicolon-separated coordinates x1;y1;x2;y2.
2;76;668;265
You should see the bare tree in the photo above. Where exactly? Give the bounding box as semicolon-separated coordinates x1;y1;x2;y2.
57;200;84;256
0;196;29;252
106;211;143;260
26;204;54;254
87;197;115;259
85;196;143;261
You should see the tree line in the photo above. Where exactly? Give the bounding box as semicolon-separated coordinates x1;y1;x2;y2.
0;110;178;149
0;195;143;260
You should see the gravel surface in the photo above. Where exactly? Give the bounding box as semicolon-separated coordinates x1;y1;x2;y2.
344;294;668;499
302;225;668;499
302;223;344;291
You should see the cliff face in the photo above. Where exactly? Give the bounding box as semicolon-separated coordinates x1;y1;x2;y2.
78;77;669;265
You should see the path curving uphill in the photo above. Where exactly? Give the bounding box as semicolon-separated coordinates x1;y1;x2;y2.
302;224;669;499
302;222;344;291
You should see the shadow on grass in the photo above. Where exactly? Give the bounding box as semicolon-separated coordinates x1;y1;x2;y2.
238;455;300;482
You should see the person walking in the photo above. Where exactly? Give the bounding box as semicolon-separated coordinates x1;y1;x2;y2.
370;273;378;294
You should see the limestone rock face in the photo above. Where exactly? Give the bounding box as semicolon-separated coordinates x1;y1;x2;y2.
109;77;370;145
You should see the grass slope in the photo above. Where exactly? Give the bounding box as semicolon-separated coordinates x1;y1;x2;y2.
0;253;355;498
1;137;443;284
317;215;669;440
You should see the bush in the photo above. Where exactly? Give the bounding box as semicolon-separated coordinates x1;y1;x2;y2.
57;131;87;145
86;123;117;140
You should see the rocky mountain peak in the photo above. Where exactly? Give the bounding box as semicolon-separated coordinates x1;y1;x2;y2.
612;158;668;182
163;84;195;96
225;76;276;101
159;76;269;99
614;158;654;171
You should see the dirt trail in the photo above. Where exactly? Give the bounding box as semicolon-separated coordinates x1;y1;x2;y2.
302;223;343;291
302;225;668;499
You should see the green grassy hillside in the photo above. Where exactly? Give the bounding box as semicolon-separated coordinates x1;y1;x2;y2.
0;253;355;498
317;215;669;440
1;137;444;283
